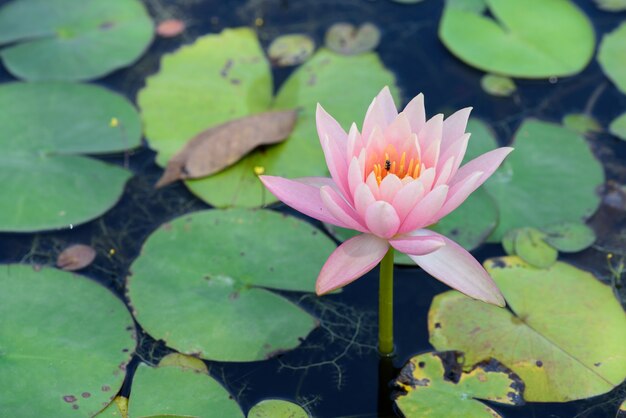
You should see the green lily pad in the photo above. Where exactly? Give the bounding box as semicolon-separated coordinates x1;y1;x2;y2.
542;222;596;252
595;0;626;11
0;82;140;232
429;257;626;402
138;27;397;208
0;0;153;81
599;23;626;94
483;120;604;241
268;34;315;67
95;397;128;418
248;400;309;418
127;354;243;418
618;398;626;418
0;264;135;417
562;113;602;136
439;0;595;78
513;227;557;268
501;229;517;255
609;112;626;141
480;74;516;97
127;209;332;362
394;352;523;417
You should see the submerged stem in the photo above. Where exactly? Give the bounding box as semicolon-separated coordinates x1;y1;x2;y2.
378;247;395;356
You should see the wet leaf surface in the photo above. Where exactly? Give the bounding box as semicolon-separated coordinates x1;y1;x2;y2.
126;354;243;418
56;244;97;271
394;352;523;417
156;110;297;187
156;19;186;38
247;399;309;418
127;209;332;361
429;257;626;401
439;0;595;78
268;34;315;66
0;82;141;232
0;265;135;417
325;22;381;55
480;74;516;97
0;0;154;81
599;22;626;94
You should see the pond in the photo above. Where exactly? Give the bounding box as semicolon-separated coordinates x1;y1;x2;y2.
0;0;625;417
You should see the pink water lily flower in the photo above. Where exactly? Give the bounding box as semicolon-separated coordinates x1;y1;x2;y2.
261;87;512;306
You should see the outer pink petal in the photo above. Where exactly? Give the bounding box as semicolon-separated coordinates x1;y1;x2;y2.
438;133;470;178
260;176;342;226
433;171;483;222
316;234;390;295
390;231;445;255
408;231;505;306
451;147;514;187
374;86;398;123
402;93;426;134
365;201;401;239
346;123;363;160
320;185;367;232
316;104;347;144
400;185;449;233
322;135;350;199
363;87;398;143
419;114;444;167
434;156;455;188
442;107;472;149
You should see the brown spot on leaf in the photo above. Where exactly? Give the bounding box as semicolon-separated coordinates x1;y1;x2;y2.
536;360;543;367
594;362;602;367
434;322;442;329
56;244;96;271
81;392;91;398
63;395;77;403
72;404;79;410
102;385;111;392
99;21;114;30
220;59;233;78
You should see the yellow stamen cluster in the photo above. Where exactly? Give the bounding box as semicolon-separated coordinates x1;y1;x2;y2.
372;151;420;184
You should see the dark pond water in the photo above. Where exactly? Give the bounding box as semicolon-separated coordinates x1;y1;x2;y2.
1;0;625;417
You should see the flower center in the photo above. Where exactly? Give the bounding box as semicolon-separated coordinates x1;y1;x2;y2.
372;151;420;184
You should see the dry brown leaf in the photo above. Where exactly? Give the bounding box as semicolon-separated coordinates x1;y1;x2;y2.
56;244;96;271
156;110;297;188
156;19;186;38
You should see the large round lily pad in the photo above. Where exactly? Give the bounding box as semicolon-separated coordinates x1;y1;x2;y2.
0;264;136;417
395;352;523;417
127;209;333;362
439;0;595;78
429;257;626;402
248;399;309;418
138;27;397;208
484;120;603;241
0;82;140;232
598;22;626;95
0;0;154;81
126;354;244;418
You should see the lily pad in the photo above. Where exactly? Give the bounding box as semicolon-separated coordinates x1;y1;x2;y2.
542;222;596;252
127;209;332;361
599;23;626;94
480;74;516;97
248;400;309;418
513;227;557;268
127;354;243;418
268;34;315;66
562;113;602;136
618;399;626;418
0;264;135;417
0;82;140;232
439;0;595;78
138;27;397;208
483;120;604;241
429;257;626;402
609;112;626;141
394;352;523;417
96;397;128;418
0;0;154;81
595;0;626;11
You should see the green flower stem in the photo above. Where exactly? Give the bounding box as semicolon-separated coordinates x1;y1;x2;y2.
378;247;395;356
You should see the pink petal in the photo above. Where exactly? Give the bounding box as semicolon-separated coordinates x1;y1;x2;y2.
320;185;367;232
260;176;342;226
316;234;389;295
348;156;364;197
365;201;401;239
400;185;449;233
438;133;470;177
402;93;426;134
316;104;347;144
433;171;483;222
354;183;376;218
322;135;350;199
442;107;472;149
390;230;445;255
362;87;398;144
418;167;436;192
451;147;514;187
375;86;398;123
346;123;363;160
419;114;444;167
379;174;403;202
434;156;455;188
392;180;425;222
408;231;505;306
365;172;380;200
384;112;412;148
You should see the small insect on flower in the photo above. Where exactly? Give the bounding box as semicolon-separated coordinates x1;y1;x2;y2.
384;159;391;171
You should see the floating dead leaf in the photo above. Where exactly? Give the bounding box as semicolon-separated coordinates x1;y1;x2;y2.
268;34;315;66
156;110;297;188
156;19;186;38
56;244;96;271
325;22;381;55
